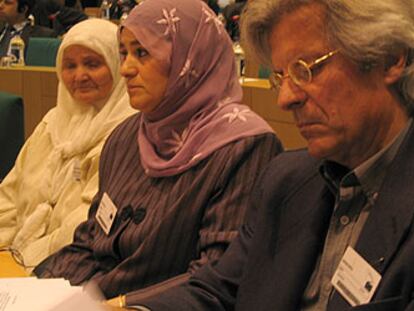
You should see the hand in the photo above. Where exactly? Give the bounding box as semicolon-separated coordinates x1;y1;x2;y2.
106;297;120;308
106;295;148;310
106;296;133;310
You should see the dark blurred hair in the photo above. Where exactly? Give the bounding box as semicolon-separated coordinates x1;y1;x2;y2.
17;0;35;17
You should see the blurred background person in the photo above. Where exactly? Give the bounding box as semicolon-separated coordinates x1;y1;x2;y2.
204;0;219;15
0;18;134;270
34;0;282;307
0;0;56;59
32;0;87;36
222;0;246;41
104;0;136;20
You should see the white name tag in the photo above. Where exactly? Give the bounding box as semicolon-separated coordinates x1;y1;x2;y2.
331;246;381;307
95;193;117;235
72;159;81;181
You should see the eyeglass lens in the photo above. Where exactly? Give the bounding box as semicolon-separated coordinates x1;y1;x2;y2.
289;60;312;85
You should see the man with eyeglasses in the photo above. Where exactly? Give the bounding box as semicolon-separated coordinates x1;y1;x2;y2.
0;0;56;59
125;0;414;310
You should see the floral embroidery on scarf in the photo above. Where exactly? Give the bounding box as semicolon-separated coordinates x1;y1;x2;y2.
164;127;190;154
222;107;252;123
217;97;232;107
179;59;191;77
202;6;223;35
156;8;181;36
179;59;200;87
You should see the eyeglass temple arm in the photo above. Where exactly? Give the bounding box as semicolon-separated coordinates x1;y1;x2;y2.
310;49;340;68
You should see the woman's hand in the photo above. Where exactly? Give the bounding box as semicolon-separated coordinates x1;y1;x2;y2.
106;295;135;310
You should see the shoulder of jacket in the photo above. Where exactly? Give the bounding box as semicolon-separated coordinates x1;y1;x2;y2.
261;149;321;189
103;112;140;148
28;24;57;37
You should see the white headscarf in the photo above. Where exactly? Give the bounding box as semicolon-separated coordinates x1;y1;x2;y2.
48;18;134;158
12;19;135;251
43;18;135;205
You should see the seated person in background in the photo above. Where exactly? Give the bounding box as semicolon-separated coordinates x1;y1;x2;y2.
0;18;134;270
204;0;219;15
126;0;414;310
33;0;282;306
222;0;246;41
64;0;82;11
32;0;88;36
105;0;136;20
80;0;96;7
0;0;56;59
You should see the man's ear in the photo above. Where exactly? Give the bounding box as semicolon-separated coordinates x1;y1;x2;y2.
384;51;407;85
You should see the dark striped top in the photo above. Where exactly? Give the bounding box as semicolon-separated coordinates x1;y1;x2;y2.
34;113;282;300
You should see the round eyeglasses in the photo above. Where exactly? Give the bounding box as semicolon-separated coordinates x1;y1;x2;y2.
269;50;339;91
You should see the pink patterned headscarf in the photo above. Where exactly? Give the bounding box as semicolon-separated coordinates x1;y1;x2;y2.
122;0;273;177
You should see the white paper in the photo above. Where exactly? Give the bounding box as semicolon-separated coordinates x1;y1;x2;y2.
0;278;107;311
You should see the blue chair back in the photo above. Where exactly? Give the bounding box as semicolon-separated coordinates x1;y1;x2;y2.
258;64;272;79
0;92;24;180
26;37;61;67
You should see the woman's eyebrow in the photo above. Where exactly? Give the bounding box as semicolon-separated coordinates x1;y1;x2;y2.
130;40;142;47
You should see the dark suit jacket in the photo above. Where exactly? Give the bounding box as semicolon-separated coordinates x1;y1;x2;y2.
32;0;87;33
33;113;282;299
0;23;56;58
20;24;57;48
138;122;414;311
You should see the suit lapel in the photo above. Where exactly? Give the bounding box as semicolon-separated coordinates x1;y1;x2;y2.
20;24;30;47
0;25;11;56
354;122;414;275
238;156;336;311
266;175;335;310
329;122;414;310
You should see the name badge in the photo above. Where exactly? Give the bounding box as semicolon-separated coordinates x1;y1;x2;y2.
331;246;381;307
95;193;117;235
72;159;81;181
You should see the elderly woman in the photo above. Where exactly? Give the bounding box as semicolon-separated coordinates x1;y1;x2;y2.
34;0;282;306
0;18;134;270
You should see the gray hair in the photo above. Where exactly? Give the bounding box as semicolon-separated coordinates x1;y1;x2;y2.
240;0;414;113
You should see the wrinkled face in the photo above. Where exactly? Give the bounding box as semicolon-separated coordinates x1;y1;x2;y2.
119;27;169;113
61;45;114;109
270;3;408;168
0;0;24;25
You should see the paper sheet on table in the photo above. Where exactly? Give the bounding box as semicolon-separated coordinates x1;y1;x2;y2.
0;278;107;311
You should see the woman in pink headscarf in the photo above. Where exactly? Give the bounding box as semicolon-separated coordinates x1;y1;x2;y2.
34;0;282;306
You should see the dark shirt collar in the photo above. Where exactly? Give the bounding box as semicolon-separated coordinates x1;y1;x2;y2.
320;119;412;198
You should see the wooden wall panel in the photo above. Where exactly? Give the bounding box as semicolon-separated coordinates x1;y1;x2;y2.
241;78;307;150
0;70;23;95
23;72;50;138
0;66;57;138
41;72;58;97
